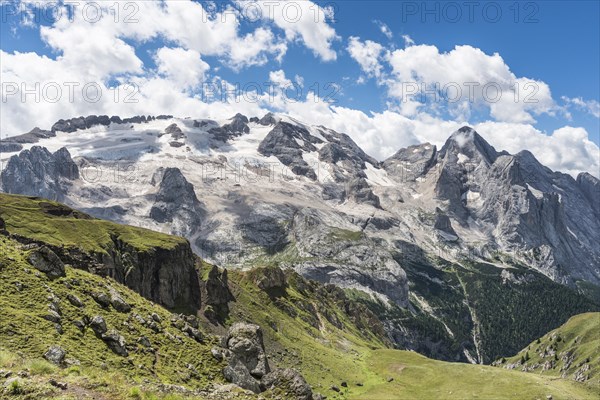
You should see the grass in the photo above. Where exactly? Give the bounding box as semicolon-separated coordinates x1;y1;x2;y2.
0;234;223;397
502;312;600;386
328;228;363;241
24;359;58;376
350;349;599;400
211;266;600;400
0;193;186;254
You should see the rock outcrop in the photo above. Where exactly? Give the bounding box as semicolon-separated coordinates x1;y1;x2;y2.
27;246;65;279
260;368;313;400
100;238;201;312
1;146;78;201
258;122;322;180
251;266;287;292
149;168;205;237
208;113;250;143
219;322;316;398
202;266;233;321
222;322;270;393
383;142;437;181
43;346;66;366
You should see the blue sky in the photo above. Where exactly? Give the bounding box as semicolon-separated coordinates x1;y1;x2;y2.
1;0;599;175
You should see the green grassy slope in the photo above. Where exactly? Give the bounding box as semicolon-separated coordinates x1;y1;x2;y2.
202;266;600;400
0;236;223;399
498;312;600;387
352;349;598;400
0;193;185;254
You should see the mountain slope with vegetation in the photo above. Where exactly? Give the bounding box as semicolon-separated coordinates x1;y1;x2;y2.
496;312;600;387
0;193;598;399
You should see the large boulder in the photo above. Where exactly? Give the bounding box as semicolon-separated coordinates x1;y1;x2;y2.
27;246;65;279
222;323;270;393
89;315;107;335
108;287;131;313
101;329;128;356
251;266;287;292
43;345;66;365
261;368;313;400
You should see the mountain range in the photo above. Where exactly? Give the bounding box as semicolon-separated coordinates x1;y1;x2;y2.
0;113;598;367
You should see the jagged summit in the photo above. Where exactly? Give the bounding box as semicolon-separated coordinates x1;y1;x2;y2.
440;126;506;164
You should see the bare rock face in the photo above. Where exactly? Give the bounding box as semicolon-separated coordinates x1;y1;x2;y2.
222;323;270;393
422;127;600;285
346;177;381;208
164;123;184;139
102;239;202;313
0;141;23;153
149;168;206;236
258;122;322;181
258;112;278;126
27;246;65;279
260;368;314;400
0;146;78;201
209;113;250;143
382;142;437;181
51;115;111;132
577;172;600;217
291;208;409;308
204;266;232;307
434;207;457;239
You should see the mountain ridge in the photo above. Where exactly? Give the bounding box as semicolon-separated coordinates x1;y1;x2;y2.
1;113;598;366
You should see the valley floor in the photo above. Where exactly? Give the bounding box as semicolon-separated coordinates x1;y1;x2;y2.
349;349;598;400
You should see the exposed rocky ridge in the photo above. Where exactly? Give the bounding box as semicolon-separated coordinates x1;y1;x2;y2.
51;114;173;133
0;194;201;313
0;127;55;153
0;146;78;201
423;127;600;285
382;142;438;181
258;121;323;181
577;172;600;217
150;168;206;237
208;113;251;143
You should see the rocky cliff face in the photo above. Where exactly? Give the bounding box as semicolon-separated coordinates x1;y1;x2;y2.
100;238;201;312
418;127;600;285
13;234;202;313
0;146;78;201
150;167;206;237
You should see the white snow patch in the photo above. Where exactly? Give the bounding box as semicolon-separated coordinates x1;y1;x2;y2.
457;153;470;164
567;227;578;239
526;184;544;199
364;163;394;187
